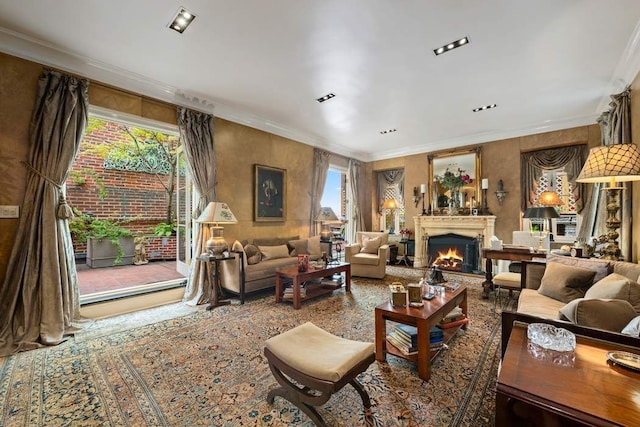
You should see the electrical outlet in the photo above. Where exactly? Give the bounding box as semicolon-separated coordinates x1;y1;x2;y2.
0;205;20;218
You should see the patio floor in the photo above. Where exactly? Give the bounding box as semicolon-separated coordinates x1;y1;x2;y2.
77;260;186;295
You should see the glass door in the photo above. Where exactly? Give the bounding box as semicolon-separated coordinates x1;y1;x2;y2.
176;146;192;276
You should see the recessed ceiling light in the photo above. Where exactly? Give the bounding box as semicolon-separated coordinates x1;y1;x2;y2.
433;36;470;56
380;129;397;134
168;7;196;34
316;93;336;103
473;104;497;112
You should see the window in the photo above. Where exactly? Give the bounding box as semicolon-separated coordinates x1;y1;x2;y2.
381;184;405;233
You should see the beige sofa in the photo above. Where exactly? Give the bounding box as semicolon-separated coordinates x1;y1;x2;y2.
345;231;389;279
219;235;329;303
516;255;640;333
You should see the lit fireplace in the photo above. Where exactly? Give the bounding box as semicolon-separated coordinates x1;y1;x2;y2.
432;247;464;271
427;233;481;273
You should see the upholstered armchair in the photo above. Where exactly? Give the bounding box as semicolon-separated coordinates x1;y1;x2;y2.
345;231;389;279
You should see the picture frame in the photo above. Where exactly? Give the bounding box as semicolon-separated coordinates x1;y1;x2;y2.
254;164;286;222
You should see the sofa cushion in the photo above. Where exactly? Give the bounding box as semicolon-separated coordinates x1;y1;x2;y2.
547;255;612;283
585;273;640;312
350;252;382;266
360;236;381;254
307;235;322;256
253;236;299;247
517;289;565;319
559;298;637;332
244;243;262;265
537;262;595;303
288;239;309;256
259;244;290;261
245;257;297;282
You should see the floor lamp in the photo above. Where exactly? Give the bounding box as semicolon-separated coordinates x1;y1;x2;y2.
576;144;640;260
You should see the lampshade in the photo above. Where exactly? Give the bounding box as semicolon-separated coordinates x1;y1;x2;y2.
537;190;563;206
382;199;398;209
523;206;559;219
316;207;339;222
576;144;640;184
196;202;237;257
196;202;238;225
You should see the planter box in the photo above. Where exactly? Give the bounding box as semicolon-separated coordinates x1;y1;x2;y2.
86;237;135;268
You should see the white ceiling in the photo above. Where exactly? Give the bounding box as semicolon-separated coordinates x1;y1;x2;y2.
2;1;640;161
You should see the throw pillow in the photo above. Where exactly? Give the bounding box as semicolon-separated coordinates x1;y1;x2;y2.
537;262;596;303
259;244;290;261
622;316;640;337
244;243;262;265
585;273;640;312
360;236;381;254
231;240;247;267
287;239;309;256
546;256;612;283
559;298;637;332
307;235;322;256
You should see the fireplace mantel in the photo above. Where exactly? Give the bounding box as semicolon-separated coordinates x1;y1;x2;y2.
413;215;496;267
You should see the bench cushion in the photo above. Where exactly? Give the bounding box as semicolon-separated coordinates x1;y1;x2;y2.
265;322;374;382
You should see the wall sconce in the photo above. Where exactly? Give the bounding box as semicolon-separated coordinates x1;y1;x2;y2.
412;186;421;207
495;179;507;205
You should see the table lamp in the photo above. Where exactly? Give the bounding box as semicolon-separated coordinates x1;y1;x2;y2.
382;198;398;234
196;201;238;257
523;206;559;252
576;143;640;260
316;207;339;240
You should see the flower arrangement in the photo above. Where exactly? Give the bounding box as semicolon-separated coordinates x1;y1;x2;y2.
435;167;473;191
399;228;413;237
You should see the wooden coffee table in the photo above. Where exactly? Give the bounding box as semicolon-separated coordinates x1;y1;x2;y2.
375;285;467;381
275;262;351;309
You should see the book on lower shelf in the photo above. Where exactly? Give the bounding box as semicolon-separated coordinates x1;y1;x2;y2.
440;317;469;329
387;324;444;355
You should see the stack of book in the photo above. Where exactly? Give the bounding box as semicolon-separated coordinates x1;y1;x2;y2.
283;283;308;299
386;324;446;355
439;306;468;329
321;276;343;287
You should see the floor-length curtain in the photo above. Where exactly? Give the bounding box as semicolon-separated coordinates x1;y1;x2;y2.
579;87;632;256
178;107;218;306
347;159;365;243
0;70;88;357
309;149;330;236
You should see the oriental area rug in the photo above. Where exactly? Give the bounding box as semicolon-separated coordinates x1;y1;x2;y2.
0;266;515;426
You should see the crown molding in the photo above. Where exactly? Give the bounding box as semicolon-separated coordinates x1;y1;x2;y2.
0;27;365;160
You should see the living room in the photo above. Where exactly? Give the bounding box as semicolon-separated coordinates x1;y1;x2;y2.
2;2;640;425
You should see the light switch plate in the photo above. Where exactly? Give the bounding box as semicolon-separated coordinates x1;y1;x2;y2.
0;205;20;218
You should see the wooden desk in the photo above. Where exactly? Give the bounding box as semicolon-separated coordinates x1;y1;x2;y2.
375;285;467;381
497;322;640;426
481;247;542;299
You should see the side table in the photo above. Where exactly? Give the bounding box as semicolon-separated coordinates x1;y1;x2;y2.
198;253;234;310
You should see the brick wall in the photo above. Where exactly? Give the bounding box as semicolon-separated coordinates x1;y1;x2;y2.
66;121;177;261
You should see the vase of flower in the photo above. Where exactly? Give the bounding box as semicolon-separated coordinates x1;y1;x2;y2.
448;191;459;215
435;167;473;216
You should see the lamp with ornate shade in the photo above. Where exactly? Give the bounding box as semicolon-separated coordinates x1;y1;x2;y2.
576;143;640;260
523;206;559;252
196;202;238;257
382;198;399;234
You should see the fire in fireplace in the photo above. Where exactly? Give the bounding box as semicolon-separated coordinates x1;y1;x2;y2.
428;233;481;273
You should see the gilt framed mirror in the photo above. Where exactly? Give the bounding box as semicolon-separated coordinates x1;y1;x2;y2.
428;148;481;214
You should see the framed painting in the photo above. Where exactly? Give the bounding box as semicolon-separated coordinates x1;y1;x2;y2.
254;164;286;222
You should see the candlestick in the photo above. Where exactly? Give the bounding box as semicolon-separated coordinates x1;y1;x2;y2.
420;183;427;194
481;178;489;190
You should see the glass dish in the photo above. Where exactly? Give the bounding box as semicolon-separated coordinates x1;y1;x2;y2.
527;323;576;352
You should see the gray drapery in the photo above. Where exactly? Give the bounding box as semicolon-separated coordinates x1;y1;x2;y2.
178;107;218;306
309;149;331;236
377;169;405;213
347;159;365;242
578;87;632;256
520;145;586;212
0;70;88;357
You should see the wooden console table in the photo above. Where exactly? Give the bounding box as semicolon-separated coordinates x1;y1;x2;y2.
481;247;542;299
497;322;640;426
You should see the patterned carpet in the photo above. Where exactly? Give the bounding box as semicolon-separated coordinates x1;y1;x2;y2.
0;267;513;426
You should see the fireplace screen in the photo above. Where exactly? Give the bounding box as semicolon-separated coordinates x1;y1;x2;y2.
428;233;480;273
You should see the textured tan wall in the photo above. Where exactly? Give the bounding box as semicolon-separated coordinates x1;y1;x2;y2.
0;53;42;284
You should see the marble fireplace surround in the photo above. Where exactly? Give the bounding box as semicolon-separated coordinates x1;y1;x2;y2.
413;215;496;268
